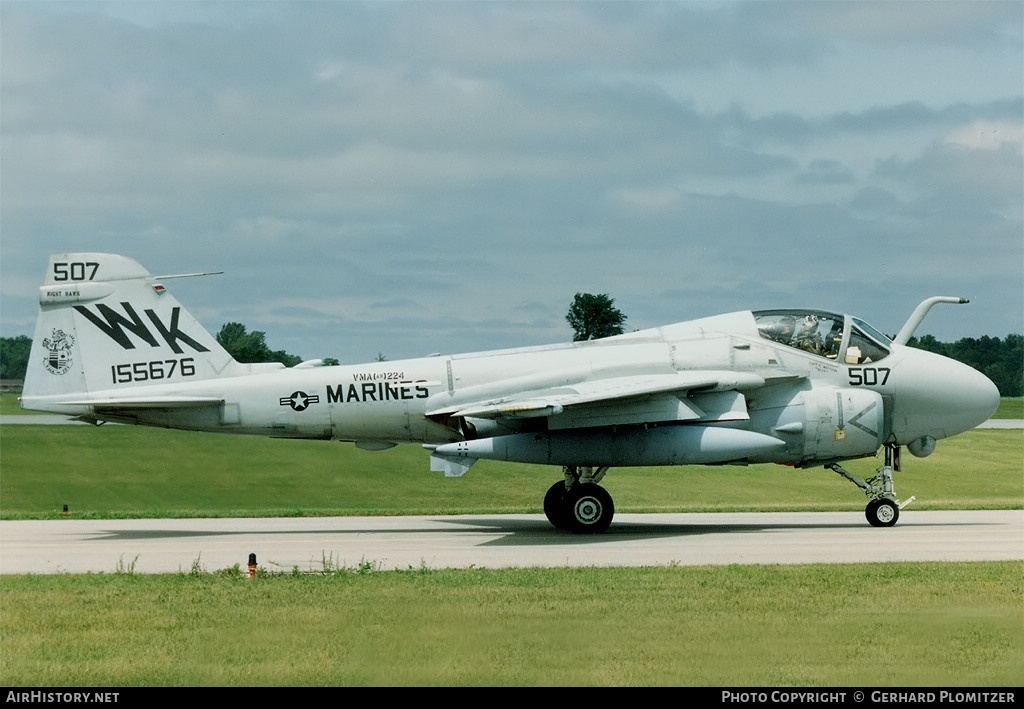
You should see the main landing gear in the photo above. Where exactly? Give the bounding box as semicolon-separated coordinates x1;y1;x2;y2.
544;465;615;533
827;442;915;528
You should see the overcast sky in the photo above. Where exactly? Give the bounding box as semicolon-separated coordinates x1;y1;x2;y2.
2;1;1021;364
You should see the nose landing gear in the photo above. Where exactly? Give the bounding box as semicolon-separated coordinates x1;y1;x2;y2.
827;442;915;527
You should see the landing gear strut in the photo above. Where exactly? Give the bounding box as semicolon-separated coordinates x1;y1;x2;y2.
827;442;915;527
544;465;615;533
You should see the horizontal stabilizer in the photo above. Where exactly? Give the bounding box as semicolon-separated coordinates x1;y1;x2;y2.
59;396;225;409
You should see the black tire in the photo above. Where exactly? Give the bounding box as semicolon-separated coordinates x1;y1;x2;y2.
543;481;569;530
564;483;614;534
866;498;899;527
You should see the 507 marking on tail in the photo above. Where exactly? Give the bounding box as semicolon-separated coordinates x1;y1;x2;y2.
53;261;99;282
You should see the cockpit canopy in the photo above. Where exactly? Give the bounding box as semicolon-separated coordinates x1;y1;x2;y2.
753;309;891;364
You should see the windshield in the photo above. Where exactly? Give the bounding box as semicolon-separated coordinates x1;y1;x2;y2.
852;318;892;346
754;309;891;363
847;318;891;364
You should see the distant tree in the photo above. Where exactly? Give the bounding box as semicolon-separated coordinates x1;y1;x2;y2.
0;335;32;380
216;323;302;367
910;334;946;355
566;292;627;341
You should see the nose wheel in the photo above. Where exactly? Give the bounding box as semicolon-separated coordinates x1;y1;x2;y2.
865;497;899;527
827;442;914;528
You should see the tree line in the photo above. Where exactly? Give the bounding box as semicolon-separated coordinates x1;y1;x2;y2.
906;333;1022;397
1;292;1020;397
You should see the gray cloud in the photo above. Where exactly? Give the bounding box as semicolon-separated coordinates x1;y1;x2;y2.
2;1;1020;364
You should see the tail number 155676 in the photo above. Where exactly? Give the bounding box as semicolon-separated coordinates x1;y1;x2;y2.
111;358;196;384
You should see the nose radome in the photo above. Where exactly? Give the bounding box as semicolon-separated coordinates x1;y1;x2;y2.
892;350;1000;441
945;357;1000;429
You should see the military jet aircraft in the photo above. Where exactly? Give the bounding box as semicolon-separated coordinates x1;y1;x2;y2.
21;253;1000;533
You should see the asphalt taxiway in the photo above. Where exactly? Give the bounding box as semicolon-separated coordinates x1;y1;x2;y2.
1;510;1020;574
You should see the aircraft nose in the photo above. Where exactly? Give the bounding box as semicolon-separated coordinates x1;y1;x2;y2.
947;361;1001;427
891;349;1000;442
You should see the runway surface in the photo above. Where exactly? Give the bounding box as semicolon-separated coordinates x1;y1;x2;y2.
1;510;1020;574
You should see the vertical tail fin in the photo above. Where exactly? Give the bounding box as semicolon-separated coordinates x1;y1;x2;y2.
22;253;242;412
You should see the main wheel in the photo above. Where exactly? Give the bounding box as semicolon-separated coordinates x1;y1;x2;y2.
543;481;569;530
866;498;899;527
563;482;614;534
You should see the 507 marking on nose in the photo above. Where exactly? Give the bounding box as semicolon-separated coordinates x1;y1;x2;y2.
848;367;891;386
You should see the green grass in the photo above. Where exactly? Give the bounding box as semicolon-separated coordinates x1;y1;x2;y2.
1;425;1021;519
0;392;28;415
996;396;1024;418
1;562;1020;686
1;398;1021;687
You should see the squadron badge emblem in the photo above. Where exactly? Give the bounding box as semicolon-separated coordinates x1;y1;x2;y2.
42;328;76;375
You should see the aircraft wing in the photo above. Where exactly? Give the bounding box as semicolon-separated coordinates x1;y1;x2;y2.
427;370;768;429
